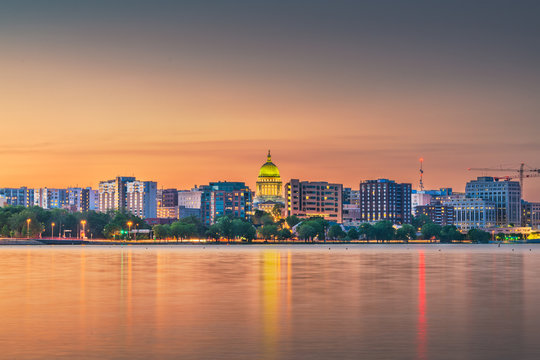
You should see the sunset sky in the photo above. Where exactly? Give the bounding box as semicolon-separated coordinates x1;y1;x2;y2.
1;1;539;199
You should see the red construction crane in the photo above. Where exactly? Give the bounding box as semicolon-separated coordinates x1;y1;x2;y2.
467;163;540;194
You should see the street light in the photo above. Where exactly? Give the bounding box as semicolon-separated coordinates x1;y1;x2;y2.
127;221;133;240
80;220;87;239
51;222;55;239
26;218;31;239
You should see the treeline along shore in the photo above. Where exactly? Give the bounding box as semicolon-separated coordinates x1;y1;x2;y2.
0;206;504;244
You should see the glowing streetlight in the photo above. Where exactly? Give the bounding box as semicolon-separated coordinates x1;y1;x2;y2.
26;218;31;239
127;221;133;240
51;222;55;239
80;220;87;239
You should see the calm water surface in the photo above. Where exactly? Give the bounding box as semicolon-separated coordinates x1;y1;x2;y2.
1;244;539;360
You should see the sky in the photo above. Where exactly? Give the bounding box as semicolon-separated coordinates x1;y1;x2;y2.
1;0;539;199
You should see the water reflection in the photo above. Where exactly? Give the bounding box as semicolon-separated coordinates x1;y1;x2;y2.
0;245;538;359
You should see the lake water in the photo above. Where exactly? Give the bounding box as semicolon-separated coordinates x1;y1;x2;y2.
1;244;539;359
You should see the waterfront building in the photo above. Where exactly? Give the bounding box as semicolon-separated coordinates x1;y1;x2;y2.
441;195;496;230
465;177;521;226
253;150;285;212
157;206;179;219
412;188;453;215
34;188;68;209
157;188;179;219
343;204;362;225
125;181;158;219
158;188;178;208
98;176;136;212
178;187;202;209
179;206;201;219
89;189;99;211
522;201;540;229
0;187;33;207
66;187;97;212
360;179;412;224
412;192;432;215
285;179;343;223
200;182;252;225
415;203;455;226
99;176;157;218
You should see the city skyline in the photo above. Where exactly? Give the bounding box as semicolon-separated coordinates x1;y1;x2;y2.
1;1;539;199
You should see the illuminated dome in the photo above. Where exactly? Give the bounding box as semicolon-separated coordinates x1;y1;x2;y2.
258;151;281;178
254;150;285;211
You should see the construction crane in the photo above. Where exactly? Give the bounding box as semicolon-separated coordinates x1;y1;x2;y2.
467;163;540;194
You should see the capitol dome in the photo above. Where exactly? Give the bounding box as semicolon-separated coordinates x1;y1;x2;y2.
258;151;281;178
254;150;285;211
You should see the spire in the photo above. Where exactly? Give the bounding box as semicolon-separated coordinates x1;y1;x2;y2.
267;149;272;162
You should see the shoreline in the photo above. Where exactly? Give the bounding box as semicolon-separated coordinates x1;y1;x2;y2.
1;238;536;246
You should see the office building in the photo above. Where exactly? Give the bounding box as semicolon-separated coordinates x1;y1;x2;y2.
360;179;412;224
98;176;136;212
0;187;33;207
200;182;252;225
441;195;496;230
465;177;521;226
125;180;158;219
34;188;68;209
178;187;202;209
415;203;455;226
285;179;343;223
522;201;540;229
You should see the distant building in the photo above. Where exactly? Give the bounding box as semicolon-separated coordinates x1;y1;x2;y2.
157;207;179;219
158;188;178;208
178;187;202;209
522;201;540;229
465;177;521;227
200;182;252;225
412;188;453;215
126;181;158;219
99;176;157;218
285;179;343;223
441;195;496;230
0;195;6;207
66;187;96;212
360;179;412;224
179;206;201;219
34;188;68;209
343;204;362;225
89;189;99;211
99;176;136;212
415;203;455;226
0;187;33;207
253;150;285;212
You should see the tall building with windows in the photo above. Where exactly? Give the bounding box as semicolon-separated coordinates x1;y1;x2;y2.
253;150;285;212
178;187;202;209
99;176;156;218
34;188;68;209
0;187;33;207
285;179;343;223
200;182;252;225
465;177;521;226
415;203;455;226
98;176;136;212
360;179;412;224
522;201;540;229
125;181;158;219
441;195;496;230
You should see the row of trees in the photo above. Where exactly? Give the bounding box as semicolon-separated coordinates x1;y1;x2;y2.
0;206;148;239
0;205;494;243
